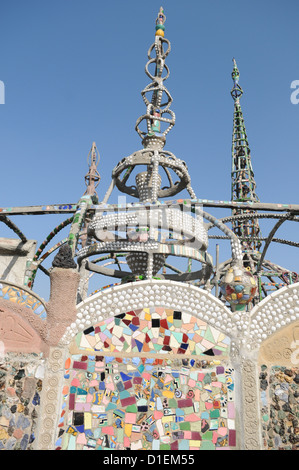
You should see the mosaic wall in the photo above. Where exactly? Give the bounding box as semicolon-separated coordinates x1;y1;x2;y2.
56;309;236;450
57;356;235;450
74;308;230;356
0;282;47;320
260;365;299;450
0;353;44;450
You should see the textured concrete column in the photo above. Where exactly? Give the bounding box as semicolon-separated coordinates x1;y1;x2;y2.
44;267;80;346
239;353;262;450
34;346;67;450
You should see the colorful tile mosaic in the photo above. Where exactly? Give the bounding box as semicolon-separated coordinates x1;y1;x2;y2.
219;265;257;311
0;353;44;450
75;309;230;356
57;345;236;450
0;283;47;320
260;365;299;450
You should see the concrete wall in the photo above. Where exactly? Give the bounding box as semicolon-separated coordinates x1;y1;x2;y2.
0;238;36;285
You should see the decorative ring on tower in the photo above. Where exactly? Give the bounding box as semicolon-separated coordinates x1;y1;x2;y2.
112;149;194;200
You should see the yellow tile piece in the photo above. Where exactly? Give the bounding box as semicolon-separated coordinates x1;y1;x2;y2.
125;424;132;437
0;427;9;440
162;415;174;423
162;390;174;399
190;440;201;447
84;413;92;429
190;421;202;431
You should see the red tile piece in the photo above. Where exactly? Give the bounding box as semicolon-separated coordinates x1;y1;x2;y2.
133;377;142;384
160;319;168;330
69;394;75;410
121;397;136;407
177;398;193;408
229;429;236;446
73;361;87;370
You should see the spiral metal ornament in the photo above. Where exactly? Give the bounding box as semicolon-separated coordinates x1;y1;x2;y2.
135;7;175;144
112;7;196;203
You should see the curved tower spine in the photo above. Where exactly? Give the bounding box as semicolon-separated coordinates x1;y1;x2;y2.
111;7;196;203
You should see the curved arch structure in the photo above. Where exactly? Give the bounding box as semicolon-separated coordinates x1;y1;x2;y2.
248;282;299;351
59;279;233;346
56;279;239;451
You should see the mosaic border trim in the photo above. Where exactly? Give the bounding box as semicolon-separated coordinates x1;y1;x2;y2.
60;281;234;347
0;281;47;320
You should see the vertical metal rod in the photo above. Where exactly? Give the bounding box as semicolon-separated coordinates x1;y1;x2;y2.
215;244;219;297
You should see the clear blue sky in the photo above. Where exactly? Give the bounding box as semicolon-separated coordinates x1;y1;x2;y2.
0;0;298;299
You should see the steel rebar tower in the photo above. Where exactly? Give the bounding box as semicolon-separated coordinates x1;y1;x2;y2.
230;58;261;269
228;58;298;300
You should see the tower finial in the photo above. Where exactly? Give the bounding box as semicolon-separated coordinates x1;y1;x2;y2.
155;7;166;37
231;58;243;101
135;7;175;148
84;141;100;201
110;7;196;203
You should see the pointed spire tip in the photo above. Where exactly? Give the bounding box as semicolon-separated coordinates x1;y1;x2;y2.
232;57;238;68
155;6;166;37
231;58;242;101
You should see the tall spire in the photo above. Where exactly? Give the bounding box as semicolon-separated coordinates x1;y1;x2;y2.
135;7;175;149
84;142;100;202
230;58;261;267
111;7;196;202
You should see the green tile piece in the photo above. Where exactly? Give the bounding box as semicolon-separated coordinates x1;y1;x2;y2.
200;440;215;450
179;421;190;430
210;409;220;418
117;428;124;442
184;406;194;415
168;399;177;408
160;444;171;450
205;326;216;344
126;404;137;412
106;403;117;411
202;431;213;440
173;331;183;343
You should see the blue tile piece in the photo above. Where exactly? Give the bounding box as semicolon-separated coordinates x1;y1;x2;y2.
178;439;189;450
